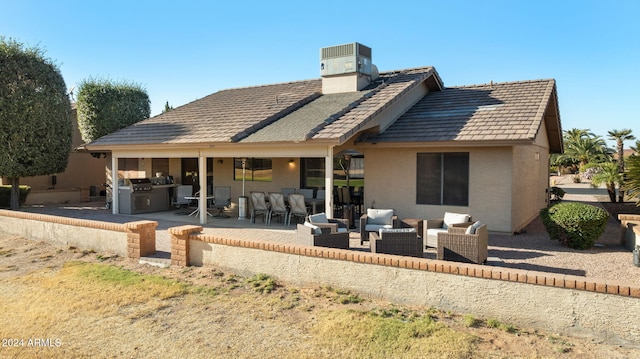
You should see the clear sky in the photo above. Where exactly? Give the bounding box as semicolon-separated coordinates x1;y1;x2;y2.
2;0;639;148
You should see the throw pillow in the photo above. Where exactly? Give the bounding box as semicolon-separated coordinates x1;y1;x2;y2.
367;209;394;225
309;212;329;223
465;221;483;235
465;225;474;235
471;221;483;233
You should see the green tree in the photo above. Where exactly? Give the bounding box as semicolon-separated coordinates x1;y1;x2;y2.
623;155;640;205
608;129;635;202
588;162;623;203
76;78;150;143
0;37;72;209
608;129;635;173
162;101;173;113
630;140;640;155
557;129;610;169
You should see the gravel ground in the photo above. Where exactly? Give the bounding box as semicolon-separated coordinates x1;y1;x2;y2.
489;214;639;283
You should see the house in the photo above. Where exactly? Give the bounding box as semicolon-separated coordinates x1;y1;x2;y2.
1;104;108;204
85;42;562;233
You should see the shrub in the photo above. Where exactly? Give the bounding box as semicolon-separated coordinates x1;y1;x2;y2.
549;186;565;202
540;202;609;249
0;185;30;208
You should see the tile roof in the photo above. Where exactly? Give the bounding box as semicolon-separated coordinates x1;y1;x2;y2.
87;67;442;148
88;80;323;146
361;79;560;147
86;67;560;152
308;67;442;143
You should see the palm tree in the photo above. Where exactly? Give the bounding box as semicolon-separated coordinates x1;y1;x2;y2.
558;130;610;169
630;140;640;155
608;129;635;202
608;129;635;173
623;155;640;204
590;161;624;202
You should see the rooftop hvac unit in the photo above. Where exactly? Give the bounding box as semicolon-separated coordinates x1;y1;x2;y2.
320;42;372;77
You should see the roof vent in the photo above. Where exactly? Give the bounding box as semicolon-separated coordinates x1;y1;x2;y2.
320;42;372;77
320;42;373;94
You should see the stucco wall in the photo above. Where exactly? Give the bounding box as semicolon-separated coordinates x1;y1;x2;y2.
511;144;550;232
0;210;127;256
363;146;515;232
189;236;640;346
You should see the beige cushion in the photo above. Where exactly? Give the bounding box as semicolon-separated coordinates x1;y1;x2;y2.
367;209;394;225
366;224;393;233
379;228;416;236
427;228;447;238
443;212;470;229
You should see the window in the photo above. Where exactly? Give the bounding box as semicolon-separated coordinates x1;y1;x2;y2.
416;152;469;206
301;158;325;188
234;158;272;182
152;158;169;177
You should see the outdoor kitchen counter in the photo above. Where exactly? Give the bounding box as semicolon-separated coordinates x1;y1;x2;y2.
118;184;176;214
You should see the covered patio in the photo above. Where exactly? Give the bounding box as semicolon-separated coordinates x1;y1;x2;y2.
105;147;363;226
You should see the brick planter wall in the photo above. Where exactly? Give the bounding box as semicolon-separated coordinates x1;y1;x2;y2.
125;220;158;259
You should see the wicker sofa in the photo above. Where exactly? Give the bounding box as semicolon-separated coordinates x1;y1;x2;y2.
436;222;488;264
308;213;349;233
370;228;423;258
296;223;350;249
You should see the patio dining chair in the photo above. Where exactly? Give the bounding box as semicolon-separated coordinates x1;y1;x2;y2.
211;186;231;218
172;185;193;209
267;192;289;225
298;188;314;199
286;193;308;226
250;192;269;224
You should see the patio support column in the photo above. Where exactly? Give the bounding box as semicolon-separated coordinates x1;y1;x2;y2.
198;153;207;224
111;155;119;214
325;146;334;218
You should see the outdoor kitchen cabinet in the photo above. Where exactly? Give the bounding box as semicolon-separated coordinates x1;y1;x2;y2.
118;182;172;214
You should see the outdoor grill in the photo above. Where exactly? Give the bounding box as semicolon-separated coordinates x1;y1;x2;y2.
129;178;153;192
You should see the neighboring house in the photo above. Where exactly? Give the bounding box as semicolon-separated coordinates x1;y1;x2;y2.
86;42;562;233
0;105;108;204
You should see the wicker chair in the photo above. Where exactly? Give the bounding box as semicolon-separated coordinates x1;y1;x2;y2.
424;212;472;248
308;212;348;233
370;228;422;257
436;223;488;264
296;223;349;249
359;208;400;245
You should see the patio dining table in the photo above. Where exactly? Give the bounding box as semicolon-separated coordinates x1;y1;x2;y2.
184;195;215;217
304;198;325;215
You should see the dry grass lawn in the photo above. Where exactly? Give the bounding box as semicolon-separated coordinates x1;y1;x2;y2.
0;234;637;358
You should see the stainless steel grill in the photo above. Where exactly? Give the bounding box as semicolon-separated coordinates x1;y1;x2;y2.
129;178;153;192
